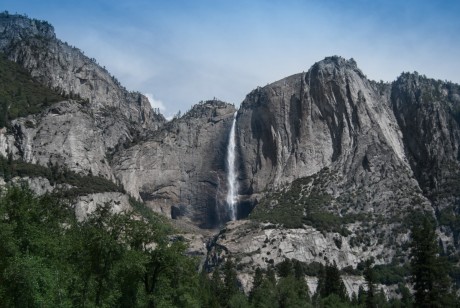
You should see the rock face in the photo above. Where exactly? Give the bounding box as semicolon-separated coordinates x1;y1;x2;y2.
113;101;237;228
208;220;381;270
205;56;460;289
234;57;460;231
238;57;417;204
2;101;115;178
207;220;386;295
0;13;165;178
8;176;72;195
0;13;157;229
391;73;460;202
74;192;131;221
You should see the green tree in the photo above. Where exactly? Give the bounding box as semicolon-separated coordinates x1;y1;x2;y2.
266;266;276;285
228;292;251;308
276;275;311;308
199;270;220;308
410;217;456;307
317;262;347;300
0;185;216;307
399;283;413;308
251;276;277;308
320;293;354;308
222;259;240;306
364;259;376;308
250;267;264;302
211;267;224;304
277;258;293;277
373;288;389;308
293;259;304;280
388;283;413;308
143;240;201;308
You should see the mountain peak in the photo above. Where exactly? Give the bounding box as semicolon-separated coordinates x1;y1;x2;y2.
319;55;357;67
0;12;55;44
308;55;365;80
182;99;236;120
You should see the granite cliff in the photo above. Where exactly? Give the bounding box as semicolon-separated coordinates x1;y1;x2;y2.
112;100;237;228
0;12;164;179
203;57;460;293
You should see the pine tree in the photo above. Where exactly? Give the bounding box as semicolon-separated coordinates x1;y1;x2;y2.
364;259;376;308
266;266;276;285
294;260;304;280
398;283;413;308
250;267;264;301
357;285;367;306
276;275;311;308
211;268;224;305
322;262;347;300
222;259;239;306
277;258;293;277
410;217;455;307
251;278;277;308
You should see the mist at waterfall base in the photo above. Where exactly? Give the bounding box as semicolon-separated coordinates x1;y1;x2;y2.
226;112;238;221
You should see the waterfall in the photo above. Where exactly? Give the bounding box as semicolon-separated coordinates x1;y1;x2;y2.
226;111;238;221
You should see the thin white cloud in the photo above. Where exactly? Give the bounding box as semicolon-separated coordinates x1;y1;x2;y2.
144;93;166;113
42;0;460;118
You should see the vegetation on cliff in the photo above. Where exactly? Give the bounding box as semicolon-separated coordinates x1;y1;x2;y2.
0;155;123;197
0;53;65;128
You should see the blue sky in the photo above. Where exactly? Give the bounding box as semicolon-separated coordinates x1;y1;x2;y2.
2;0;460;118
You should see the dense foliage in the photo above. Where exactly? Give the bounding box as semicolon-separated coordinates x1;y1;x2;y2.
1;185;459;307
0;155;123;197
0;53;64;127
0;185;208;307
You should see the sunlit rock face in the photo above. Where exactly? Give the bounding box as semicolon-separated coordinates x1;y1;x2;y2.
0;13;165;178
237;56;412;201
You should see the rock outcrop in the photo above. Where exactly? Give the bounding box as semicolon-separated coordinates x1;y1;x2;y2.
113;100;237;228
2;101;115;178
0;176;131;222
392;73;460;203
237;57;420;206
74;192;131;221
208;220;381;270
0;13;165;178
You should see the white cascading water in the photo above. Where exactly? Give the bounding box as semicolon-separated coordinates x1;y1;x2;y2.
226;111;238;221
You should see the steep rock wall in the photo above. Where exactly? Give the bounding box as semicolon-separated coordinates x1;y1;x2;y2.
206;57;460;283
392;73;460;201
113;101;237;228
0;13;164;178
236;57;427;217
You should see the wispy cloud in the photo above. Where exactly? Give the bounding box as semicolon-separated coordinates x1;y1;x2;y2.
6;0;460;116
144;93;166;113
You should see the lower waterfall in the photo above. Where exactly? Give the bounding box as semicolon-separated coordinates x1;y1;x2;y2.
226;111;238;220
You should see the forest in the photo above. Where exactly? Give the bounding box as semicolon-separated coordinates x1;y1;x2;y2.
0;184;458;307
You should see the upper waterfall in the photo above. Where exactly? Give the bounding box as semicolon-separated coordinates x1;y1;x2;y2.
226;111;238;220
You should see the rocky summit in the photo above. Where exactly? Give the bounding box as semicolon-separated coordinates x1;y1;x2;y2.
1;12;460;299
